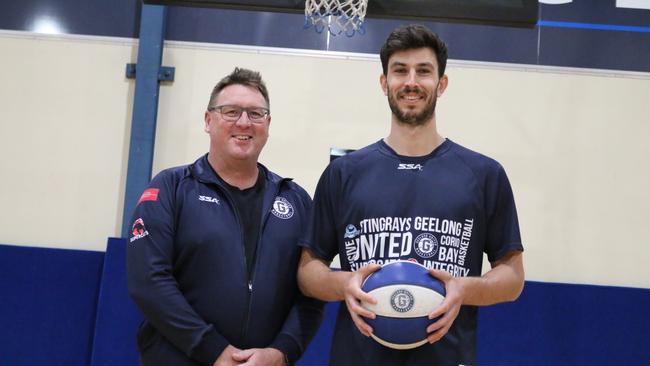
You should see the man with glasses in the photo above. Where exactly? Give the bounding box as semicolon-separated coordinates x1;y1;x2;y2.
128;68;323;366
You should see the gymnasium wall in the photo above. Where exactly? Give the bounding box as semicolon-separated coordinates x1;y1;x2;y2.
1;31;649;289
0;32;136;251
1;1;650;365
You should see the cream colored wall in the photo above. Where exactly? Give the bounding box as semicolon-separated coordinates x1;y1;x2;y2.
153;43;390;194
1;32;649;288
0;32;136;251
437;66;650;288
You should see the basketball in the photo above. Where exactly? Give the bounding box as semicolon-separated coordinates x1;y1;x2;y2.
360;261;446;350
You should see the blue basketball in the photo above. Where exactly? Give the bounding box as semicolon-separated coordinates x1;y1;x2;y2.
361;261;446;349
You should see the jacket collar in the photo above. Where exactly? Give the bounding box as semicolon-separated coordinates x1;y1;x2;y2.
190;153;291;188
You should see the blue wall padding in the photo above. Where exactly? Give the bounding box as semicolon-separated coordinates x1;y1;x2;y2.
90;238;143;366
2;242;650;365
297;301;339;365
0;244;104;366
477;281;650;366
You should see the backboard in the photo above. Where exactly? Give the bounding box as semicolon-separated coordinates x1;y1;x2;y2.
143;0;539;28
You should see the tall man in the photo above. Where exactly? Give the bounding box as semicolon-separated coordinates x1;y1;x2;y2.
128;68;322;366
298;25;525;366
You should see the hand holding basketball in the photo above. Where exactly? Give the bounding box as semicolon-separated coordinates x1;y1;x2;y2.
343;263;381;337
360;261;447;349
426;268;464;344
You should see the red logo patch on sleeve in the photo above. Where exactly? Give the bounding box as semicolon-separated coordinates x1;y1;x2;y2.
137;188;159;205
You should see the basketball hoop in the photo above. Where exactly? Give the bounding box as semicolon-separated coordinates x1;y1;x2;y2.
304;0;368;37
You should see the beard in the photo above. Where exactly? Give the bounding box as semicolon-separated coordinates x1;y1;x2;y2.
387;85;437;126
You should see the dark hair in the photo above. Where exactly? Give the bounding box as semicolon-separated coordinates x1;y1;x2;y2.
207;67;270;109
380;24;448;78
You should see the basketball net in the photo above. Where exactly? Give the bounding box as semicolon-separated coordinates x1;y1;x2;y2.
304;0;368;36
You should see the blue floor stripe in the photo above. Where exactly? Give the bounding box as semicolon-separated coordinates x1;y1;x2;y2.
538;20;650;33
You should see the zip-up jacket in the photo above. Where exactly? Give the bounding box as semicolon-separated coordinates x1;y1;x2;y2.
127;154;323;365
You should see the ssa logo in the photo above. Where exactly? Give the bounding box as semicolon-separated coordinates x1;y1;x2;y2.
398;163;423;171
198;195;219;204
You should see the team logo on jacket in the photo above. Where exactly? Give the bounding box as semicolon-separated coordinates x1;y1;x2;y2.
391;289;414;313
344;224;360;239
271;197;294;219
130;218;149;243
414;233;439;258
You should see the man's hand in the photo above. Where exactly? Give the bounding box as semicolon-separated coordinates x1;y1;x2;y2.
424;251;525;344
343;264;381;337
213;345;243;366
232;347;286;366
425;269;464;344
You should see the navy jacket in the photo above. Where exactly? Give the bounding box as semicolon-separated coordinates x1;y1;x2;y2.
127;155;323;365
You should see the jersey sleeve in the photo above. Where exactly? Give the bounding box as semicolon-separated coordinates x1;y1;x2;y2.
126;170;228;364
300;163;341;262
484;164;524;263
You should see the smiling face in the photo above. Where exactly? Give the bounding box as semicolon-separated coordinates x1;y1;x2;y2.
380;47;448;127
204;84;270;164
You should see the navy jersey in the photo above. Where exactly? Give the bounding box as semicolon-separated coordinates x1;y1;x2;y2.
303;139;523;366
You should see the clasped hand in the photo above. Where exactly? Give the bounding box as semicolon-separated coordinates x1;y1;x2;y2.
213;345;286;366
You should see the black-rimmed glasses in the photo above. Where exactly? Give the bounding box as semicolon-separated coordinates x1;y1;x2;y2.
208;105;270;123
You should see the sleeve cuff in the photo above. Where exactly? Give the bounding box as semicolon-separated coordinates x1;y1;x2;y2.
192;328;229;365
270;334;302;365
